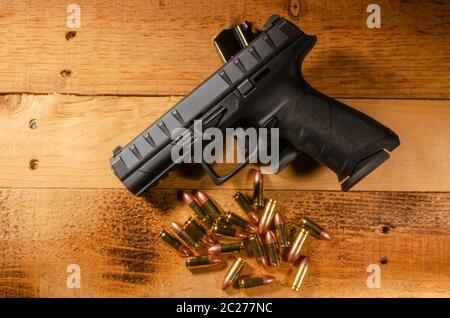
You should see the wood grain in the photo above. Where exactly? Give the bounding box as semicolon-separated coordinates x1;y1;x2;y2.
0;0;448;98
1;94;449;191
0;188;448;297
1;0;449;299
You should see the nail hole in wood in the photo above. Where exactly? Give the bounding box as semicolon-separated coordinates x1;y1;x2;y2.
289;0;301;18
380;256;389;265
29;159;39;170
60;69;72;78
65;31;77;40
29;119;38;129
380;223;395;234
381;225;390;234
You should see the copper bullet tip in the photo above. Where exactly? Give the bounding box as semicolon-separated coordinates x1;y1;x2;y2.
204;235;216;245
273;212;284;225
179;246;192;257
265;230;276;244
262;275;276;284
209;256;222;265
170;221;183;234
287;248;296;263
254;169;262;184
182;191;195;204
235;229;248;239
248;223;259;233
208;244;221;254
321;231;332;241
248;212;259;224
195;191;209;205
222;281;231;290
299;256;310;270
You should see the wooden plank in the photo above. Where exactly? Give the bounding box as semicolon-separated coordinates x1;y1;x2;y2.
1;94;449;191
0;188;448;297
0;0;449;98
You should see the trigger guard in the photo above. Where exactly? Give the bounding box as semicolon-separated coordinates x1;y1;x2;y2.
200;160;249;185
200;138;258;185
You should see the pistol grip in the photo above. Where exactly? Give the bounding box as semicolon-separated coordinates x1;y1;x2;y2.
277;84;400;190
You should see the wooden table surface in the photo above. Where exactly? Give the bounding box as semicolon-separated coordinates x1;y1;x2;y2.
0;0;449;297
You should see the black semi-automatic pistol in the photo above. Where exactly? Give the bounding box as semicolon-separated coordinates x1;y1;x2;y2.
110;15;400;195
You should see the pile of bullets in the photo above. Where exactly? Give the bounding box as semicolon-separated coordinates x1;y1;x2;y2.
159;170;331;291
